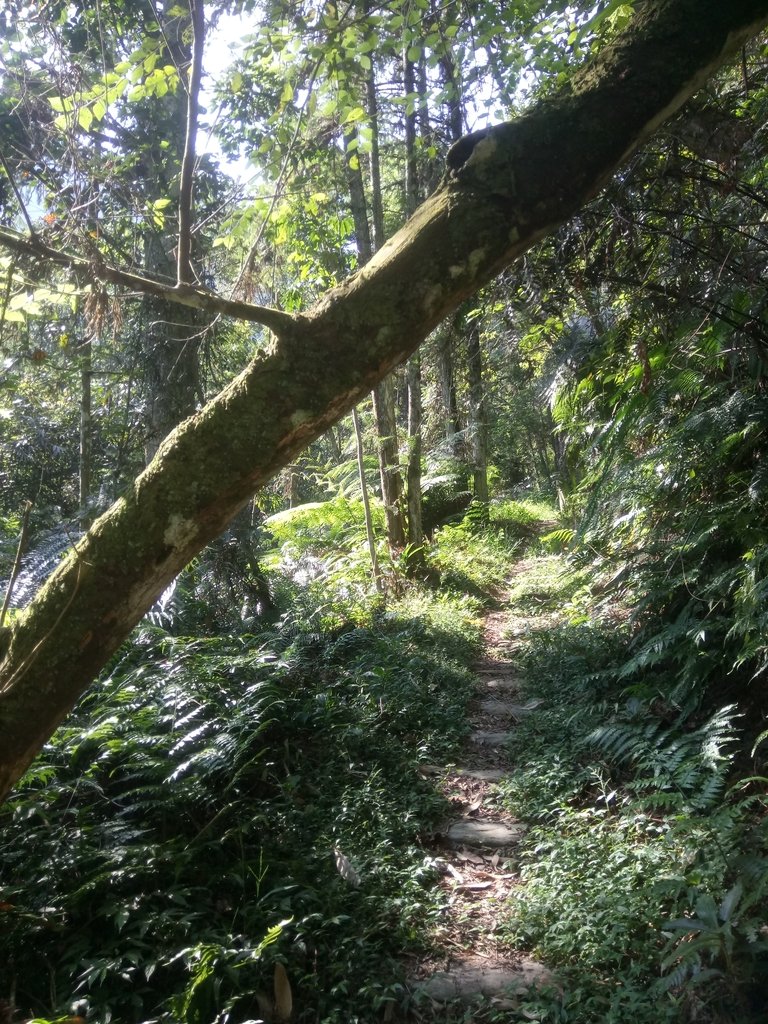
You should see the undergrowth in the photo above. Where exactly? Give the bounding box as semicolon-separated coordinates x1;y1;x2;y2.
0;505;489;1024
496;558;768;1024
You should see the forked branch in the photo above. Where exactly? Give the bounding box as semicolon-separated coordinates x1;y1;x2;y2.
0;225;295;335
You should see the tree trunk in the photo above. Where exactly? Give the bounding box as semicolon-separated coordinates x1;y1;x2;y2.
436;325;462;459
404;47;425;550
352;406;383;594
345;104;406;551
406;354;424;548
79;336;92;527
372;376;406;549
0;0;764;801
466;321;489;502
141;0;205;457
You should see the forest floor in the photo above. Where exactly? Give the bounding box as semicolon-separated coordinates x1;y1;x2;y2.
405;566;558;1019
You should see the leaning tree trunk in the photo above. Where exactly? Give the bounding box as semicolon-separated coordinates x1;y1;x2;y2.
0;0;765;801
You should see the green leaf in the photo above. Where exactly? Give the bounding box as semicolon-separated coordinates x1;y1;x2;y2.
719;883;742;922
342;106;366;125
231;70;244;93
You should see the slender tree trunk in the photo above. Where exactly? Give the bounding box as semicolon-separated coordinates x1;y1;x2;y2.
436;325;462;455
324;425;343;463
79;337;92;527
440;47;469;479
466;321;489;501
345;104;406;551
141;0;205;458
366;64;407;550
371;377;406;548
440;50;464;145
406;354;424;548
404;48;424;550
352;407;383;594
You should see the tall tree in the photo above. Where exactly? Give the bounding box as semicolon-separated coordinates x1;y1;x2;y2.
0;0;766;801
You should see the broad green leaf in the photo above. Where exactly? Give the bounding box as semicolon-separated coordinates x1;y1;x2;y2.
342;106;366;125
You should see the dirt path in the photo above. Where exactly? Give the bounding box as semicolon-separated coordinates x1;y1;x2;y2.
406;593;553;1016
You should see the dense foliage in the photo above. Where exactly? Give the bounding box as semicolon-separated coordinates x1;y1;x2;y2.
2;0;768;1021
0;526;486;1022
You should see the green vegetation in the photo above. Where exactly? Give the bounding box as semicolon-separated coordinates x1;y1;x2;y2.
496;562;768;1024
2;1;768;1022
0;504;515;1024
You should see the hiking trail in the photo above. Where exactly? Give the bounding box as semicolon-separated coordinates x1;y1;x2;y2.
407;574;555;1015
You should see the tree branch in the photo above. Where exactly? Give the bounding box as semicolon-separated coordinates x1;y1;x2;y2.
0;225;295;335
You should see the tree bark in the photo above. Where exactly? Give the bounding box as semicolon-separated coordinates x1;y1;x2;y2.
436;324;462;459
0;0;765;801
404;47;425;551
371;376;406;549
406;354;424;549
79;336;93;528
466;321;489;502
352;406;383;594
345;109;406;551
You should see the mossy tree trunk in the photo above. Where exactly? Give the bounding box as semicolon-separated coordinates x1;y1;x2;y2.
0;0;766;802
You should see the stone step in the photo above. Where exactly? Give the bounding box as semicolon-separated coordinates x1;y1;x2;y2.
481;677;520;692
414;959;553;1004
478;698;541;718
446;819;526;848
470;729;513;746
454;768;505;782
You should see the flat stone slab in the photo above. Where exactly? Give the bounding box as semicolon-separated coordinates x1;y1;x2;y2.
446;819;526;847
415;960;553;1003
454;768;505;782
478;698;541;717
481;677;520;692
470;730;513;746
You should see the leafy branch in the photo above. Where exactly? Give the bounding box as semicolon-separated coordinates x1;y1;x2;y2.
0;226;295;335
